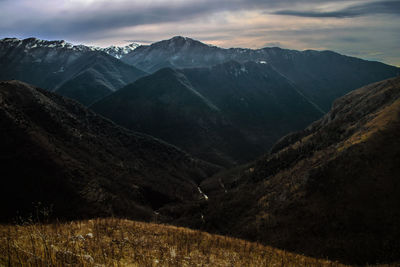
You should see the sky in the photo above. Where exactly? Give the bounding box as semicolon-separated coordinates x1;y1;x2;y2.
1;0;399;66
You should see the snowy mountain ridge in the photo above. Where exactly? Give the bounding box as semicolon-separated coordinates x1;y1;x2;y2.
101;43;140;59
0;37;140;58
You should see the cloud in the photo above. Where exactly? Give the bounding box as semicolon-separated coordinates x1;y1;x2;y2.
0;0;364;38
0;0;254;38
273;10;355;18
274;0;400;18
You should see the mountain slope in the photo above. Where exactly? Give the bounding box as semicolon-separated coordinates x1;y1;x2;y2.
182;60;324;134
0;80;218;222
0;218;346;267
0;38;147;105
91;68;252;166
122;36;399;111
91;62;323;166
169;76;400;264
54;69;114;106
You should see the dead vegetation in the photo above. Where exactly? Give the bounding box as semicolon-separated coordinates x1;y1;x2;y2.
0;217;351;267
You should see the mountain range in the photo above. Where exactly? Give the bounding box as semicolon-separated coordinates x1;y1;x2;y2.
121;36;399;112
90;37;398;165
0;38;146;105
2;36;398;111
1;36;399;166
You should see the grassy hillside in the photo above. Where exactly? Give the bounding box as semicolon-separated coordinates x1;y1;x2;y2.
0;218;351;267
166;76;400;264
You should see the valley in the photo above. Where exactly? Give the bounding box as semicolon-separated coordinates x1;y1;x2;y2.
0;35;399;266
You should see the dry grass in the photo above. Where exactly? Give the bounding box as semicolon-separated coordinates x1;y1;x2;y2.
0;218;353;267
338;98;400;152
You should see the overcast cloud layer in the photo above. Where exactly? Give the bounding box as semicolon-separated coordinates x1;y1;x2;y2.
1;0;399;66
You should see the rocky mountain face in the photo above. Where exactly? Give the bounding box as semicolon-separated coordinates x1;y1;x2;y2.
122;36;399;111
0;80;219;222
91;62;323;166
0;38;146;105
165;76;400;264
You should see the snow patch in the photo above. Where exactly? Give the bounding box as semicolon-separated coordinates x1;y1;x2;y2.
1;38;20;43
100;43;140;58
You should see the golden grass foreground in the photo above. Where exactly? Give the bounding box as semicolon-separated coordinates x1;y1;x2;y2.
0;218;391;266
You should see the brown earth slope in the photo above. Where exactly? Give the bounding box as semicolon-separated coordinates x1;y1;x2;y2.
168;76;400;264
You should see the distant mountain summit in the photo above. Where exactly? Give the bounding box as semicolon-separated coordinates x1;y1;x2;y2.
99;43;140;59
122;36;221;73
151;36;211;49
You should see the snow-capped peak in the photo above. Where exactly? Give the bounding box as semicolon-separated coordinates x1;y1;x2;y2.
0;37;95;52
100;43;140;59
0;37;140;58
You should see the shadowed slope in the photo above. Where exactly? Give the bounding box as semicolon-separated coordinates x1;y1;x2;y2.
92;63;323;166
0;80;218;222
92;67;249;166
